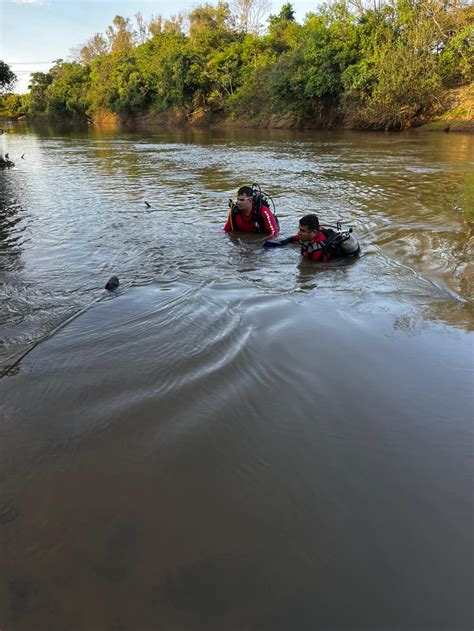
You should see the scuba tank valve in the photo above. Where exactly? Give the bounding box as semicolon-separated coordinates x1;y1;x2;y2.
338;232;360;255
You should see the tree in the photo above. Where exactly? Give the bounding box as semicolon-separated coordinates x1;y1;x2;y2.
163;14;186;33
267;3;298;53
106;16;136;54
188;2;234;49
341;0;473;129
46;62;92;118
148;15;164;37
268;2;295;31
135;12;148;44
231;0;271;33
72;33;109;65
0;61;16;94
206;42;243;105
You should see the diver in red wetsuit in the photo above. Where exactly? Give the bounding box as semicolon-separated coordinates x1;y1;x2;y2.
294;214;336;262
224;186;279;239
264;214;360;261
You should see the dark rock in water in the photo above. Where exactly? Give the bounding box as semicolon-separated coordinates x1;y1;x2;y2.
105;276;120;290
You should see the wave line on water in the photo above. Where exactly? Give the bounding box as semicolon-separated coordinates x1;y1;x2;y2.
0;283;133;379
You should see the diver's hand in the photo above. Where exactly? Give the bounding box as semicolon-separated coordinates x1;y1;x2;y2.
263;237;293;248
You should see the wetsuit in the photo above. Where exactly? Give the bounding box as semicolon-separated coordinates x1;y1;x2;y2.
224;203;279;238
290;228;358;262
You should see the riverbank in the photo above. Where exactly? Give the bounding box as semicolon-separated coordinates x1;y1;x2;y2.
3;85;473;133
113;85;474;133
115;108;340;131
416;85;474;133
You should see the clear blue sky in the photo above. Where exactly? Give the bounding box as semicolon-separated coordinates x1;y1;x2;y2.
1;0;318;93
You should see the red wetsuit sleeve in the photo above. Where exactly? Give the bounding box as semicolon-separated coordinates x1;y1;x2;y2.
260;205;279;238
224;213;232;232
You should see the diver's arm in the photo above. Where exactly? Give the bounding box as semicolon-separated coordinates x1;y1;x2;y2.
261;206;279;239
263;235;298;248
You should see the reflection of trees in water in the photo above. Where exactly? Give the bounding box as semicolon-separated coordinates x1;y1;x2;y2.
460;171;474;225
422;300;474;332
26;121;89;139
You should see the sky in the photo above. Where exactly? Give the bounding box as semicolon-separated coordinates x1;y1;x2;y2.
1;0;318;93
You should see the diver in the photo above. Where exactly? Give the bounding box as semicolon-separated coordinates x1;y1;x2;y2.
264;213;360;262
224;185;279;239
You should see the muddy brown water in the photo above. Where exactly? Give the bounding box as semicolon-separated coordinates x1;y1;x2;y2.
1;124;473;630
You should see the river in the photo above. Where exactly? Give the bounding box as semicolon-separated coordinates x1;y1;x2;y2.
0;123;473;630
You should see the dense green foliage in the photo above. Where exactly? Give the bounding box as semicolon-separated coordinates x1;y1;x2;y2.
0;61;16;94
1;0;472;129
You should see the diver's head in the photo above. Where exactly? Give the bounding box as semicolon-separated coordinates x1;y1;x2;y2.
298;214;320;242
236;186;254;216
